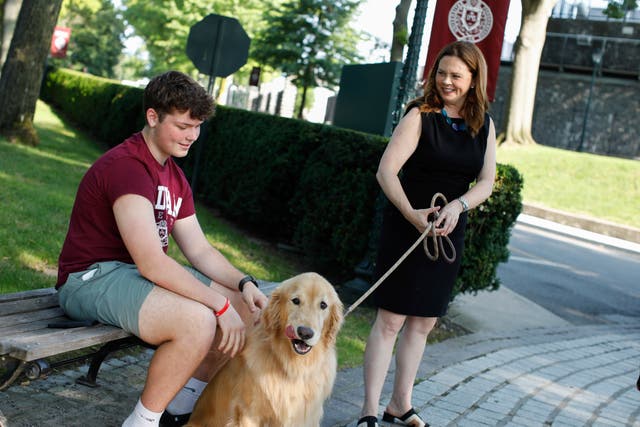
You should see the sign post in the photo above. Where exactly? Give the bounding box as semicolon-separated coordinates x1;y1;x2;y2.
186;14;250;193
186;14;251;94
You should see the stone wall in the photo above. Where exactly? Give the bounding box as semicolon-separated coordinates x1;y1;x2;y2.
490;66;640;160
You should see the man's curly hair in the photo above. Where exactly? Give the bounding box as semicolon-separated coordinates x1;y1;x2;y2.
143;71;215;122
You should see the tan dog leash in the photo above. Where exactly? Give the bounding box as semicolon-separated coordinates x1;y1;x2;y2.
344;193;456;316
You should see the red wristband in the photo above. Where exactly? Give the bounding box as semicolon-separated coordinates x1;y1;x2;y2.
214;298;230;317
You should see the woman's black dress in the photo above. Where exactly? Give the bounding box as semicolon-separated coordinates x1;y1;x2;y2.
372;111;490;317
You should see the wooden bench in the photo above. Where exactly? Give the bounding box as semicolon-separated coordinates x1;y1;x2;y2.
0;287;146;391
0;281;278;391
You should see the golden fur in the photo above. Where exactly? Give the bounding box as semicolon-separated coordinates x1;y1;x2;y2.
186;272;344;427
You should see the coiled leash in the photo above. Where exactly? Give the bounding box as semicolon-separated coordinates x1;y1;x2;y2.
344;193;456;316
422;193;456;263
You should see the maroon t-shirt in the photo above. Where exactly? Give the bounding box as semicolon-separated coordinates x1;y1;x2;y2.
56;132;195;287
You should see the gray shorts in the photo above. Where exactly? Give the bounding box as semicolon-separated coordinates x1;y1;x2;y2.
57;261;211;336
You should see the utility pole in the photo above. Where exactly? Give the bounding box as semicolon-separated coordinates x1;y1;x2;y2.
392;0;430;130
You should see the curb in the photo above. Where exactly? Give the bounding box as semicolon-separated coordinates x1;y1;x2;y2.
522;203;640;244
517;213;640;254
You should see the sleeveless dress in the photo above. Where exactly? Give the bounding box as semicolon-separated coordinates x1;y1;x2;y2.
372;110;490;317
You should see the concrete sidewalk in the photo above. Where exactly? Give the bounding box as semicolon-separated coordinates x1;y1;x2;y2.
1;213;639;426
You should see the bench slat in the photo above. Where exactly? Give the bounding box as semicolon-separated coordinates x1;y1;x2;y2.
0;287;56;303
0;316;70;336
1;322;110;344
0;307;65;328
0;294;59;317
1;324;131;361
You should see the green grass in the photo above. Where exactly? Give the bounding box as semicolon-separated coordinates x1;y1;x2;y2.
0;103;105;292
497;143;640;229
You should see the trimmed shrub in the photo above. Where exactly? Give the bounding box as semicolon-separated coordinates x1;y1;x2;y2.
40;68;144;147
179;107;328;238
455;164;523;295
290;132;386;273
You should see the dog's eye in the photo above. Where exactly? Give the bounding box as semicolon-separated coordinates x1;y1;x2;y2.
320;301;327;310
292;297;300;305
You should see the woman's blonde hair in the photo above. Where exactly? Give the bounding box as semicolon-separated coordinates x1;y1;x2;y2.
407;40;489;137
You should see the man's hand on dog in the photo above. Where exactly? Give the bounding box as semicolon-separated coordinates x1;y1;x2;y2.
242;284;268;314
216;306;246;357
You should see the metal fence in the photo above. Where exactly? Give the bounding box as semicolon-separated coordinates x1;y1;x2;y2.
552;1;640;23
541;32;640;78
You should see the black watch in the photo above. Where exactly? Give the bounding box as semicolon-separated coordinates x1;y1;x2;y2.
238;275;258;292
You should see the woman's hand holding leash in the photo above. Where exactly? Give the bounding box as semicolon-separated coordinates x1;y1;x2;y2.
345;193;457;316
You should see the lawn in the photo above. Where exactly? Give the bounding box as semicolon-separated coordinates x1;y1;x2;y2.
497;143;640;229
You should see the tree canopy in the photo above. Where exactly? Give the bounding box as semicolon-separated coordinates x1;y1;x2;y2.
603;0;638;20
252;0;363;118
54;0;125;78
121;0;273;76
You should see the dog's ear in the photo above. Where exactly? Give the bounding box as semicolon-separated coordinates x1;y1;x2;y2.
263;289;283;333
324;290;344;344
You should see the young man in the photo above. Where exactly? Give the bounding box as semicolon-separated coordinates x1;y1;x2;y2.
56;71;268;427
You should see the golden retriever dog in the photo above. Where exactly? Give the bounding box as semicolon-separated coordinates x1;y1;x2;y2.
186;272;344;427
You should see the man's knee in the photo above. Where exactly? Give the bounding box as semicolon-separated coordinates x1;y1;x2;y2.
179;304;217;350
139;290;217;348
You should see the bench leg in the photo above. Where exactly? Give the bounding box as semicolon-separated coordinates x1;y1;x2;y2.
76;337;146;388
0;357;26;391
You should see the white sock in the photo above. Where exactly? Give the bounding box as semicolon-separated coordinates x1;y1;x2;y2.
166;377;208;415
122;398;162;427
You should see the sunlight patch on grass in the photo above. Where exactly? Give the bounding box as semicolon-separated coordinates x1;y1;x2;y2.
497;144;640;229
18;144;94;169
17;251;57;278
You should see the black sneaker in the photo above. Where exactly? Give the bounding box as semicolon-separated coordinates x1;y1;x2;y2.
159;410;191;427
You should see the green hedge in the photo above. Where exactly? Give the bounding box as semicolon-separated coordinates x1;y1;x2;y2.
41;68;145;147
456;164;523;293
41;68;522;296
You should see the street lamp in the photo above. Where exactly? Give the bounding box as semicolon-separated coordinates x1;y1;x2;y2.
577;49;603;152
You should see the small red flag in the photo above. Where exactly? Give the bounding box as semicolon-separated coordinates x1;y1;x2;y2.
424;0;510;102
51;27;71;59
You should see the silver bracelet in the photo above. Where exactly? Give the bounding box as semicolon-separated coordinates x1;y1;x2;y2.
457;196;469;212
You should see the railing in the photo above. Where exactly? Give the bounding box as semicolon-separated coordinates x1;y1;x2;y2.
552;1;640;23
541;32;640;78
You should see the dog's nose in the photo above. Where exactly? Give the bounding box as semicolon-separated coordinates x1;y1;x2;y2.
297;326;314;340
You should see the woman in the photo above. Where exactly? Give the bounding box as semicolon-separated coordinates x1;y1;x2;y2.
357;41;497;427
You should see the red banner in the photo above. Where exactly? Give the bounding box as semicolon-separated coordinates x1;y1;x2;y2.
423;0;510;102
51;26;71;59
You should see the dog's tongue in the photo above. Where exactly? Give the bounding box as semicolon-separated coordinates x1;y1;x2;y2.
285;325;296;339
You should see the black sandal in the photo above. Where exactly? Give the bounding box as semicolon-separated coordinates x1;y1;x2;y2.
357;415;379;427
382;408;428;427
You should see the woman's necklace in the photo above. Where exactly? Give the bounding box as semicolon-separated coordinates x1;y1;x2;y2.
441;108;466;132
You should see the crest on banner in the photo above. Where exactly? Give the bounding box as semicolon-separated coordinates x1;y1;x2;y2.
448;0;493;42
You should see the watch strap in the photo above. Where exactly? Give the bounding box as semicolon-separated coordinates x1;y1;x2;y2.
238;275;258;292
458;196;469;212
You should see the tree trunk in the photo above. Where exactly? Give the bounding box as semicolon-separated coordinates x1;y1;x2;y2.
498;0;559;145
0;0;63;146
297;84;308;119
391;0;412;62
